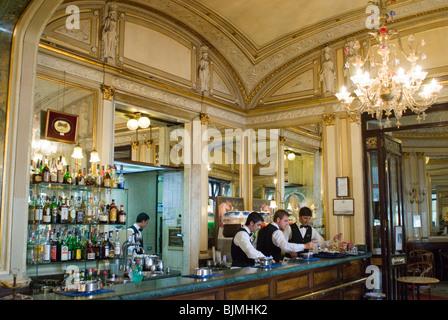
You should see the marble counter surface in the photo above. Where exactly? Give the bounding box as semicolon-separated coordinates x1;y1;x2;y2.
32;253;371;300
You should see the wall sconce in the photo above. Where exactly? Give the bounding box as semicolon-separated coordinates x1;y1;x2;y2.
90;148;100;163
71;143;83;159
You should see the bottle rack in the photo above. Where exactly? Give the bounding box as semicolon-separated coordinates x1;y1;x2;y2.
26;182;129;282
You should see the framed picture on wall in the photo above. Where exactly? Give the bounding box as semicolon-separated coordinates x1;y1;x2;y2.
44;109;79;144
336;176;349;197
333;198;354;215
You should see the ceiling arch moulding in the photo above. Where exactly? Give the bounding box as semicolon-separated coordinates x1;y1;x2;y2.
43;0;248;110
147;0;448;97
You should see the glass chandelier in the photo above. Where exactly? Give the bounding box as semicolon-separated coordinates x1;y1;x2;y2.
336;0;442;127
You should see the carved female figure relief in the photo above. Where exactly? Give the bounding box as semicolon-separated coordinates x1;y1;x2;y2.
198;46;210;95
102;8;118;60
319;46;336;94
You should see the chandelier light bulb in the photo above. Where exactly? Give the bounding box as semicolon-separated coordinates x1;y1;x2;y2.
287;152;296;161
138;116;150;129
127;118;139;131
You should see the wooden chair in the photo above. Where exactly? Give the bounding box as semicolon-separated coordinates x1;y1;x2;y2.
408;250;435;275
406;261;435;299
406;261;434;277
439;249;448;280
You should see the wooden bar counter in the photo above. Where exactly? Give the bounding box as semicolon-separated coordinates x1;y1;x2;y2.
32;253;371;300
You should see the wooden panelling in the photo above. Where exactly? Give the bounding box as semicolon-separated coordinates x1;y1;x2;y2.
160;290;221;300
342;260;363;280
313;266;340;288
275;273;311;297
155;258;369;300
224;281;271;300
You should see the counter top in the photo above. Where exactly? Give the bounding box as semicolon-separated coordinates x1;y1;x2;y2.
32;253;371;300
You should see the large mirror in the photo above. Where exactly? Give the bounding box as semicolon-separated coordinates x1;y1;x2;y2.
282;125;324;236
31;75;96;174
207;122;241;248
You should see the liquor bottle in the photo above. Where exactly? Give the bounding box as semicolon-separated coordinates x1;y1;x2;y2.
34;196;43;224
76;196;85;224
117;165;125;189
74;230;82;261
41;157;50;183
95;164;103;187
109;199;117;224
51;196;58;224
68;196;76;224
85;168;95;186
111;166;118;188
71;168;76;185
108;231;115;259
103;165;111;188
42;197;52;224
86;236;95;260
118;205;126;225
63;165;73;184
60;197;69;223
76;168;85;185
98;201;107;224
50;158;58;183
57;157;64;183
102;232;110;259
42;231;51;263
114;230;121;258
30;160;35;184
50;231;58;262
33;160;43;184
34;234;43;264
60;232;69;262
27;232;36;263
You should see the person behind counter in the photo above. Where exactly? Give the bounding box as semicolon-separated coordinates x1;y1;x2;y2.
231;211;268;267
256;209;317;263
127;212;150;254
284;206;342;258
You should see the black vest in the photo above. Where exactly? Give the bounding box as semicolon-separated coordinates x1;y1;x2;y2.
285;224;312;257
231;228;255;267
256;224;282;262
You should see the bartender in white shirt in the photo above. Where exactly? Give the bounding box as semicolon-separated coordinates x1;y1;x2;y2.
127;212;149;254
284;206;342;258
256;210;317;263
231;212;267;267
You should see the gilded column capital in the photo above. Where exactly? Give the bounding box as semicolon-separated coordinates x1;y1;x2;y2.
101;84;116;101
416;152;425;159
200;113;210;125
402;152;409;159
130;141;139;150
322;114;335;126
145;139;153;149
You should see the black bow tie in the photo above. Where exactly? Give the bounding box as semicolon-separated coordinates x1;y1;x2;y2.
300;225;309;229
